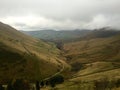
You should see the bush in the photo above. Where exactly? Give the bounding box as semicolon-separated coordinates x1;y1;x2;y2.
0;84;4;90
94;80;109;90
49;75;64;88
40;81;44;87
94;79;120;90
45;80;49;86
11;79;30;90
7;83;14;90
71;62;83;72
115;79;120;87
36;81;40;90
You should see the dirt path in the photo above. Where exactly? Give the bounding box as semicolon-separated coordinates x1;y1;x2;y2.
43;59;65;81
21;41;65;81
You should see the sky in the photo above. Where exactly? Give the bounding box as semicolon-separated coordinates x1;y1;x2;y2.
0;0;120;31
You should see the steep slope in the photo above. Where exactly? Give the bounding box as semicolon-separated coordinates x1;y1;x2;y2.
0;22;66;83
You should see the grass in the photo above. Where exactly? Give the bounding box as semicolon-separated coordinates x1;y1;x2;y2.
0;22;68;83
74;61;115;76
0;22;120;89
64;34;120;63
60;34;120;90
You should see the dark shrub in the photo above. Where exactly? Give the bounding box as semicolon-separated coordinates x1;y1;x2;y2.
40;81;44;87
94;80;109;90
0;84;4;90
36;81;40;90
49;75;64;88
13;79;30;90
45;80;49;86
71;62;83;72
115;79;120;87
7;83;14;90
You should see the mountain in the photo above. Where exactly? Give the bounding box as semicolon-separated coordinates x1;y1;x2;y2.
22;30;91;42
22;28;120;43
0;22;67;83
81;27;120;40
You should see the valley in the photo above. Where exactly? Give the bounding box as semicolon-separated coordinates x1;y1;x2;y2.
0;0;120;90
0;22;120;90
23;28;120;90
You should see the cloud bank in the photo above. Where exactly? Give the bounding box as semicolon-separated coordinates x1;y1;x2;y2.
0;0;120;30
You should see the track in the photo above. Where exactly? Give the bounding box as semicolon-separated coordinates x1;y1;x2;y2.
20;41;65;81
44;59;65;81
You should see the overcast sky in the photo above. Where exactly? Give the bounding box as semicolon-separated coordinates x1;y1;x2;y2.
0;0;120;30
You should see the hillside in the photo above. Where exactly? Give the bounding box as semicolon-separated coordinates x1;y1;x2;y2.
0;22;67;83
64;32;120;73
81;27;120;40
58;33;120;90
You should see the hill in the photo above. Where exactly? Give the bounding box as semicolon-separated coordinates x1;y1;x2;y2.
22;28;120;43
81;27;120;40
64;31;120;73
58;32;120;90
0;22;67;83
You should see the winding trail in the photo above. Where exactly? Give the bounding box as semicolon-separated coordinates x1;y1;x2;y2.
20;41;65;81
43;59;65;81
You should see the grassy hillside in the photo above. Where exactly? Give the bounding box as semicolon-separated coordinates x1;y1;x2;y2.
64;34;120;64
0;22;67;83
64;33;120;74
81;28;120;40
58;33;120;90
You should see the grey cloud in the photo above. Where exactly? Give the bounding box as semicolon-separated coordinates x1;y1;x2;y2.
0;0;120;30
